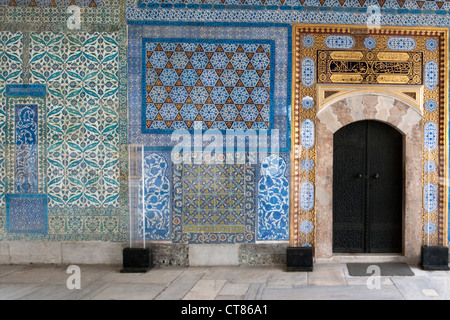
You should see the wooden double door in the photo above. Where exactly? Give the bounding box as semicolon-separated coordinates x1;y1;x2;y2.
333;120;403;253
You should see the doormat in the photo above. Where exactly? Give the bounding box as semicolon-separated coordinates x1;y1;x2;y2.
347;263;415;276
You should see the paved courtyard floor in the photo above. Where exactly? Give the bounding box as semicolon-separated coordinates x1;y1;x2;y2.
0;263;448;301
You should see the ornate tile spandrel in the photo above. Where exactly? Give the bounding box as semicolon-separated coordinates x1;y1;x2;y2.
142;38;274;133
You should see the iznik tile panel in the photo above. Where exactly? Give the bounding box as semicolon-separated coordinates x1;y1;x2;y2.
0;32;23;207
128;23;291;153
142;38;274;133
28;31;122;208
172;161;256;243
0;0;103;7
0;28;128;242
6;194;48;233
5;88;47;196
257;154;289;241
138;152;171;240
14;104;39;193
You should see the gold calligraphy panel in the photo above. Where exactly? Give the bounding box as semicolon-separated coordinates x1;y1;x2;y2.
317;50;423;85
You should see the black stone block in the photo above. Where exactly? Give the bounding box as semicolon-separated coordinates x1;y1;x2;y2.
421;246;450;270
120;247;153;273
286;247;314;271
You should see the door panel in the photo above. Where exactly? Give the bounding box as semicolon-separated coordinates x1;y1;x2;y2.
333;120;403;253
333;121;367;253
366;121;403;253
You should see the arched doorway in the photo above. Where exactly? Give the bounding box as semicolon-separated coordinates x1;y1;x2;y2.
332;120;403;253
314;93;423;262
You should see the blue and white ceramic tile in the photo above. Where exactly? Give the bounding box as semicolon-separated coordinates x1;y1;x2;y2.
424;99;437;112
424;222;437;235
424;60;438;90
424;121;438;151
300;181;314;211
257;154;289;241
424;160;436;173
386;37;416;50
424;183;437;213
128;23;291;152
5;194;48;234
324;35;354;49
301;57;315;88
426;38;438;51
363;36;376;50
138;153;171;240
300;119;314;149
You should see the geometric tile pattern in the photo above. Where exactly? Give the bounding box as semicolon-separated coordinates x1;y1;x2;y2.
424;60;438;90
127;23;291;154
136;0;450;10
172;160;256;243
142;38;274;133
386;37;416;50
5;194;48;234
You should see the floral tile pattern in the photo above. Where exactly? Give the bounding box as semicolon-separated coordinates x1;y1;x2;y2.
0;26;128;241
257;154;289;241
27;31;121;208
138;152;171;240
0;32;23;208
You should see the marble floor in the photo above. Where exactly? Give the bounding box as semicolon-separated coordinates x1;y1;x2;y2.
0;263;448;300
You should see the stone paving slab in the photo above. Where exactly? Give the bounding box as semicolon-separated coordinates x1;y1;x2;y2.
91;283;167;300
260;285;404;300
0;263;448;300
307;269;347;286
391;277;450;300
183;279;227;300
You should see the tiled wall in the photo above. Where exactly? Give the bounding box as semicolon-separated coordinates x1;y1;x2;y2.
128;22;291;243
0;1;128;242
0;0;450;249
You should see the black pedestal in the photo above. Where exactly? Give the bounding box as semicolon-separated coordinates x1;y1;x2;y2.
286;247;314;271
421;246;450;270
120;247;153;273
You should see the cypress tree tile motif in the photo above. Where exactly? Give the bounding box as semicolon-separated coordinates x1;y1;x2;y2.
142;38;274;133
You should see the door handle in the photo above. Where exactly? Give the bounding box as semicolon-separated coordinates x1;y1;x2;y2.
355;173;379;179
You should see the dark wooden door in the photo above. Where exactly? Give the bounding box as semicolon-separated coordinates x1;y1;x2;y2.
333;120;403;253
